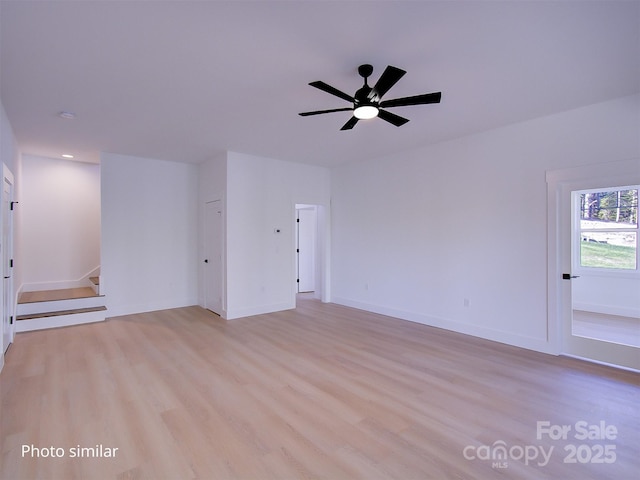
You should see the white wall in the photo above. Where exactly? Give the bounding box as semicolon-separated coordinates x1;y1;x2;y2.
224;151;330;319
20;155;100;290
0;102;18;175
331;94;640;353
101;152;199;317
199;151;227;204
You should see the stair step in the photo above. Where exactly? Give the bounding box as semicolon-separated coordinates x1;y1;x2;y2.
17;306;107;321
18;287;98;304
90;276;99;286
17;293;105;317
16;306;107;332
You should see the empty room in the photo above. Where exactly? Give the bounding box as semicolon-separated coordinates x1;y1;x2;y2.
1;1;639;479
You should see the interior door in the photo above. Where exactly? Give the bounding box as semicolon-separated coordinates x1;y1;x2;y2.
558;175;640;370
2;172;14;354
296;207;316;293
204;200;223;315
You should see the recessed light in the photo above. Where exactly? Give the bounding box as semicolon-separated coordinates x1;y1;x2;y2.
61;154;74;159
58;111;76;119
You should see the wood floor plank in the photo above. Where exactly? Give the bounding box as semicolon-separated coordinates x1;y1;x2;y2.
1;299;638;479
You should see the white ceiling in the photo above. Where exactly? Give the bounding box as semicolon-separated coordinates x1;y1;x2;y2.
1;1;638;167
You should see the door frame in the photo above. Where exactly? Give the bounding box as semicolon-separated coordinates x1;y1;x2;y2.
546;158;640;370
2;164;15;363
293;203;330;304
296;205;317;294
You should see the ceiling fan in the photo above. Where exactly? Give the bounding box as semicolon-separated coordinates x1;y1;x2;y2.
299;64;441;130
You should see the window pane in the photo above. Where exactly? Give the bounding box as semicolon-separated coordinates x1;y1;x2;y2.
580;232;637;269
580;189;638;229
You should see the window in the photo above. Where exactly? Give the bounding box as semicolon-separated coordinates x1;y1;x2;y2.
575;187;638;271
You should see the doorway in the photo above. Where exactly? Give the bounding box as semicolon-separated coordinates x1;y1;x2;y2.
204;200;223;315
296;205;316;293
295;203;327;302
571;186;639;348
547;160;640;370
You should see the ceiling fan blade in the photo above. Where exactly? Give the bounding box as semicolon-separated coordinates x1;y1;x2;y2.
340;116;360;130
380;91;441;108
377;109;410;127
369;65;406;100
309;81;354;103
299;107;353;116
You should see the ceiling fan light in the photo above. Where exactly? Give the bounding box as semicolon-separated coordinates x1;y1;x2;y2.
354;105;379;120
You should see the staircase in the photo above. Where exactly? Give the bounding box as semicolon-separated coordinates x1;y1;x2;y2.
16;285;107;332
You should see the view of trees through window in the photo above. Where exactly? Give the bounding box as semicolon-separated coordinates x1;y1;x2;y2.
579;188;638;270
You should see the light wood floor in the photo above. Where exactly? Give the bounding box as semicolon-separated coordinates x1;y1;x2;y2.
573;310;640;348
1;297;638;479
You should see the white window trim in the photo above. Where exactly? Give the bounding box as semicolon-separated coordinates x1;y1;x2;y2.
572;184;639;278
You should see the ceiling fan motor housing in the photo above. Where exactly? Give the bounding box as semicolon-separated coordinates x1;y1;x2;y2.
355;85;376;107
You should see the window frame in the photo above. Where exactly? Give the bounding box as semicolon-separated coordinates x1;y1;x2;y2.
572;185;639;278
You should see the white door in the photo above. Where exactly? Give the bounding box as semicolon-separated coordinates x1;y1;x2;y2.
296;207;316;293
204;200;223;315
550;161;640;370
2;168;14;354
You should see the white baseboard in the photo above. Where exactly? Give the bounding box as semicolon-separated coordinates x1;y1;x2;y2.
106;298;199;318
331;297;555;355
573;302;640;319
